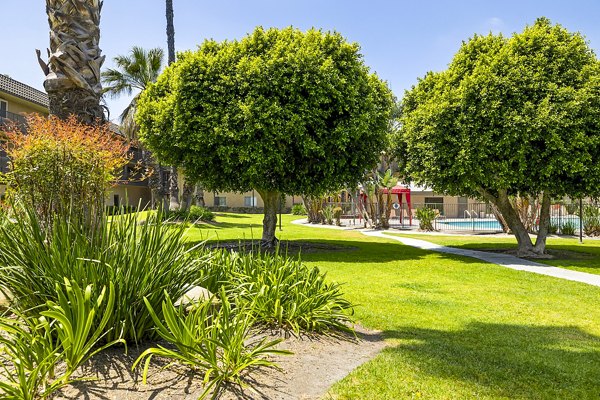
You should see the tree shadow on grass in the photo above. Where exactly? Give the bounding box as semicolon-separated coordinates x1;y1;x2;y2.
383;322;600;399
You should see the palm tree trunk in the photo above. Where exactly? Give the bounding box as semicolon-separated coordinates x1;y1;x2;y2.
43;0;105;124
164;0;179;210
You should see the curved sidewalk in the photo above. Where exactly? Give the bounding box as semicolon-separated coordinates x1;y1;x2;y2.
292;219;600;288
364;231;600;288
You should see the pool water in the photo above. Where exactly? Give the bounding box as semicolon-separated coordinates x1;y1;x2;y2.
436;217;581;231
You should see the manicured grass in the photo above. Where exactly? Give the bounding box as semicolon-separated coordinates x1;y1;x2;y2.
387;232;600;276
183;214;600;399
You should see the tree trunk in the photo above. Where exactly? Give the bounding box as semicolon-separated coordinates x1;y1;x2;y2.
169;166;180;210
180;179;195;212
533;192;551;255
194;184;205;207
165;0;175;65
43;0;105;124
258;190;280;247
480;189;537;257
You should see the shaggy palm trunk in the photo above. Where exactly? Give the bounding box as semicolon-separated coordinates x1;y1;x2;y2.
258;190;280;247
180;179;195;212
43;0;105;124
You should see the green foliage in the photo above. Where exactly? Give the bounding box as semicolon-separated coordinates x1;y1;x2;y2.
548;222;559;235
582;204;600;236
0;279;123;399
321;205;335;225
133;290;289;399
0;208;206;343
168;205;215;222
416;207;437;231
333;207;343;226
206;250;355;335
0;310;65;400
399;18;600;201
291;203;306;215
136;27;393;239
560;221;576;236
565;203;580;215
41;279;126;372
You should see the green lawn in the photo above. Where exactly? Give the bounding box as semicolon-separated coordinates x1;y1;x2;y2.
185;214;600;399
386;232;600;276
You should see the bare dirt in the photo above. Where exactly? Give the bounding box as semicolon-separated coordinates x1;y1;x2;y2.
55;325;386;400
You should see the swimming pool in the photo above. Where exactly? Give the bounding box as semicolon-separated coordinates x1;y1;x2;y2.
436;217;581;231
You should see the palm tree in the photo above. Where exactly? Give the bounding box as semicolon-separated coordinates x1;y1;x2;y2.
101;47;167;208
42;0;105;123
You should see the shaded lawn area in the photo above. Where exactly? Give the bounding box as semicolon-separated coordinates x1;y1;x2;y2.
184;214;600;399
386;232;600;276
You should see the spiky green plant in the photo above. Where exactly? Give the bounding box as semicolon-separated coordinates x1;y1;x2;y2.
133;289;289;399
206;250;355;335
0;208;208;343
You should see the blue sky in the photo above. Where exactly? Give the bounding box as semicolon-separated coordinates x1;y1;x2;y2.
3;0;600;121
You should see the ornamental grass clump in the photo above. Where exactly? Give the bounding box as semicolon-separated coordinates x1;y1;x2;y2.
205;249;354;335
0;208;207;343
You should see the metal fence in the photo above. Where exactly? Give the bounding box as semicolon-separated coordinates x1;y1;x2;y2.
324;200;595;234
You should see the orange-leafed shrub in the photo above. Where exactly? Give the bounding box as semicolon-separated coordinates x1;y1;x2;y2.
2;115;129;229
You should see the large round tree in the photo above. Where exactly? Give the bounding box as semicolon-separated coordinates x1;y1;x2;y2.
398;18;600;256
136;27;393;245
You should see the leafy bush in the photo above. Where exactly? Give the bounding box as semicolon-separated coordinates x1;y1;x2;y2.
548;222;559;234
105;205;137;216
583;205;600;236
134;290;289;399
561;220;576;235
0;208;207;343
168;205;215;222
205;250;354;335
291;203;306;215
565;203;579;215
416;207;436;231
2;115;129;231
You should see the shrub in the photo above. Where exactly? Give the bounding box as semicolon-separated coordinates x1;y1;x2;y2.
416;207;436;231
565;203;579;215
561;220;576;236
167;205;215;222
134;290;289;399
321;205;334;225
548;222;559;235
2;115;129;231
291;203;306;215
0;208;207;343
205;250;355;335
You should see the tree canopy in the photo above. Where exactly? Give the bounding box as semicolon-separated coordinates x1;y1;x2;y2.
398;18;600;255
136;26;393;243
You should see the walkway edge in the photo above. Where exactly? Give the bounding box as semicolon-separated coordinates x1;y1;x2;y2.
293;219;600;288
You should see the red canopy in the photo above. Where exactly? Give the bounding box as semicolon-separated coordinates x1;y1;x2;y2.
380;186;412;225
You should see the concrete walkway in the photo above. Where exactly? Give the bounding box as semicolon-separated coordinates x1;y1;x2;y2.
363;231;600;288
292;219;600;288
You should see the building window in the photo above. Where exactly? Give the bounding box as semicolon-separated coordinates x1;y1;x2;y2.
214;196;227;207
0;100;7;118
244;196;257;207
